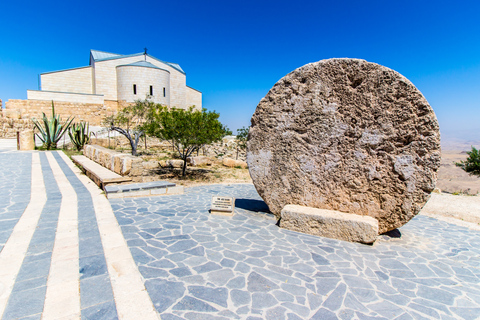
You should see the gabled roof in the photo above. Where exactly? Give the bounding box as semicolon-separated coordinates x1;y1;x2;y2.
117;61;169;72
90;49;185;74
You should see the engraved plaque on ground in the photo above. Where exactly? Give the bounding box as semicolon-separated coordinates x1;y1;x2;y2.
210;196;235;216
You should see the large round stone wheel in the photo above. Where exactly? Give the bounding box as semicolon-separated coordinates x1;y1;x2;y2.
247;58;441;233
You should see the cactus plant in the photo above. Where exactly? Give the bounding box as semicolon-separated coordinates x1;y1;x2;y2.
69;122;91;151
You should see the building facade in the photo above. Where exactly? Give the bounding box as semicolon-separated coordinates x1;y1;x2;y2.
27;49;202;109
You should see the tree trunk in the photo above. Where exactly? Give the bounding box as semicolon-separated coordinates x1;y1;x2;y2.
182;158;187;176
130;139;137;156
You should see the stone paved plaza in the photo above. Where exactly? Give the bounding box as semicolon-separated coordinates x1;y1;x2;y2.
0;144;479;319
112;185;480;320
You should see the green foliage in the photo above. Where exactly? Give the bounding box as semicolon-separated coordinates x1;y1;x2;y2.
68;122;91;151
32;101;74;150
456;146;480;176
104;98;155;156
235;126;249;159
145;106;231;176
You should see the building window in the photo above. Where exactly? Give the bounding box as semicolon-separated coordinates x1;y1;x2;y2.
163;87;166;97
133;84;137;95
150;86;153;96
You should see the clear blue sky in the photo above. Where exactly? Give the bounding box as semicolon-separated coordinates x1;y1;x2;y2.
1;0;479;142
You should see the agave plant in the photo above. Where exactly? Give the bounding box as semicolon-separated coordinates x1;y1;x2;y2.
32;101;74;150
69;122;91;151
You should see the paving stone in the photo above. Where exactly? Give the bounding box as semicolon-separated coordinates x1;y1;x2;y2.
185;246;205;256
80;274;115;309
207;269;235;286
416;285;456;305
11;276;47;293
281;283;307;296
247;272;279;292
160;313;185;320
322;283;347;311
81;300;119;320
2;286;47;320
173;296;218;312
145;279;186;313
16;259;51;282
80;254;108;279
245;257;266;267
149;259;176;269
265;306;287;320
220;258;235;268
311;307;338;320
188;286;228;308
193;261;222;274
251;292;277;309
408;302;440;318
311;253;330;265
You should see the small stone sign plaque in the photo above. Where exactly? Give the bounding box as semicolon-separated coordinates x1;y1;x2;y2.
210;196;235;216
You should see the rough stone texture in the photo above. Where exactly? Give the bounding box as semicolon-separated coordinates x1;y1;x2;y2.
19;130;35;150
166;160;184;168
83;144;141;176
247;58;441;233
0;115;33;139
280;204;379;244
187;156;214;167
223;158;248;169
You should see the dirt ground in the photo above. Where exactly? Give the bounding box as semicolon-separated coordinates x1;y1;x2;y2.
436;150;480;195
135;162;253;188
153;150;480;193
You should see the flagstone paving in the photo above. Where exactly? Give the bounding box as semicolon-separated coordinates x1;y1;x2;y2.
0;143;479;319
111;185;480;320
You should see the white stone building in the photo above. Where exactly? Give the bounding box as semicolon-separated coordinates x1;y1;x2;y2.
27;49;202;109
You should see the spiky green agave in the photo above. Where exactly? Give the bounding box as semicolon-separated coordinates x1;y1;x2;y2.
32;101;74;150
69;122;91;151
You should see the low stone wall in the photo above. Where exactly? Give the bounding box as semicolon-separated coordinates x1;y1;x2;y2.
5;99;124;126
83;145;143;176
0;110;34;138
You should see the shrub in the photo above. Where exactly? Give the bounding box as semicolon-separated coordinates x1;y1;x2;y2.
455;146;480;176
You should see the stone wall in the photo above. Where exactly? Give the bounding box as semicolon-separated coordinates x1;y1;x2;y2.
186;86;202;110
84;144;143;176
27;90;104;104
41;66;93;94
0;109;33;138
116;65;170;105
4;99;120;125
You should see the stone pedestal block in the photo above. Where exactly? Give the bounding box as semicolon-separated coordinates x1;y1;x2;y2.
280;204;379;244
19;130;35;150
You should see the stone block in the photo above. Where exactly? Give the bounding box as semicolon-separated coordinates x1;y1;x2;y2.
150;188;167;195
187;156;213;166
19;130;35;150
280;204;379;244
223;158;248;169
166;160;184;168
166;186;184;195
5;109;21;119
142;161;159;170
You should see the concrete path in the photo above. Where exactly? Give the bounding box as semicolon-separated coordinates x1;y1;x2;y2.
0;143;479;319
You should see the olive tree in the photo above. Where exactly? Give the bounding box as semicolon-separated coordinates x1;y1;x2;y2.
145;106;231;176
103;98;156;156
235;126;249;160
